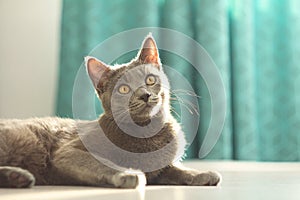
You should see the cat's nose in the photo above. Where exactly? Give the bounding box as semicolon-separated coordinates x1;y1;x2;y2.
140;93;151;102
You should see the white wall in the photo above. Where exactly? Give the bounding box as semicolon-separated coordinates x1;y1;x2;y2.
0;0;62;118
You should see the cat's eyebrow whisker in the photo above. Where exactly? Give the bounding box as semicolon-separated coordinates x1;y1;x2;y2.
171;89;198;95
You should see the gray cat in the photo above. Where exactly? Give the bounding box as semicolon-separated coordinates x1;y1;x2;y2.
0;34;221;188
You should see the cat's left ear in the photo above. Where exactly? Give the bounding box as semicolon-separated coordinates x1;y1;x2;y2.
85;56;111;91
137;33;161;69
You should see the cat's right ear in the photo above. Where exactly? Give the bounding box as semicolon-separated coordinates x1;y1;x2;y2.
85;56;110;91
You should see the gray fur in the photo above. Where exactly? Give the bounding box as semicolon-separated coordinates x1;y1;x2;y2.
0;35;220;188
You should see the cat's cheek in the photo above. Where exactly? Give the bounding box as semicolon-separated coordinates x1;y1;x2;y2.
100;93;113;113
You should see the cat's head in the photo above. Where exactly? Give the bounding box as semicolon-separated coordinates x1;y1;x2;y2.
85;34;170;124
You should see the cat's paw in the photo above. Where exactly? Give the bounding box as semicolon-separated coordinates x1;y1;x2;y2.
0;167;35;188
192;171;221;186
112;171;146;189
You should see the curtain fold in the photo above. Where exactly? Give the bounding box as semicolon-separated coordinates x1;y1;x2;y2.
230;0;258;160
253;0;300;161
193;0;232;159
57;0;300;161
160;0;198;157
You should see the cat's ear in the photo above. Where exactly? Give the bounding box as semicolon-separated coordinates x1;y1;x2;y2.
85;56;110;91
137;33;161;68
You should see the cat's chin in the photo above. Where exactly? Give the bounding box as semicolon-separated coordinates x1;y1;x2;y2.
128;107;165;127
149;102;161;117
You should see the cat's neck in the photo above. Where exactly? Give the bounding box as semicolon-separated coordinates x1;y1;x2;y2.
99;109;169;135
103;107;169;126
97;113;177;153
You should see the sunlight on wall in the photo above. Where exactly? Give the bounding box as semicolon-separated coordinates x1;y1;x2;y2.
0;0;62;118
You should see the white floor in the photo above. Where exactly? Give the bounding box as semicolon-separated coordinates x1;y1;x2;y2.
1;161;300;200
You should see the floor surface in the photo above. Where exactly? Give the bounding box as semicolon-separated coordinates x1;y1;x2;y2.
1;161;300;200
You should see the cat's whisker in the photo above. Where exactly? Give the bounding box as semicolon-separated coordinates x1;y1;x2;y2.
130;104;142;110
169;97;178;101
129;102;140;108
114;109;129;116
178;101;194;115
116;112;133;126
176;97;199;116
172;97;198;116
170;106;181;119
171;89;201;99
130;103;144;112
114;109;130;122
117;113;130;125
170;94;199;116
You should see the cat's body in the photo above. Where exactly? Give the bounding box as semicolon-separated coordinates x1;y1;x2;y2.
0;34;221;188
0;117;77;186
0;115;179;187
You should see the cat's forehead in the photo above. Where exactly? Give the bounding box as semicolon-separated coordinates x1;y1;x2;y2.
110;64;161;89
118;64;161;80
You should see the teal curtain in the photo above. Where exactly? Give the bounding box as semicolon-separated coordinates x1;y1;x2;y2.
56;0;300;161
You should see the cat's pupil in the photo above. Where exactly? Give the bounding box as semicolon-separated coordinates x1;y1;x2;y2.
146;75;156;85
118;85;130;94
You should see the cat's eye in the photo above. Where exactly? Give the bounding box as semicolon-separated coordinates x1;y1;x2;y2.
146;75;156;85
118;85;130;94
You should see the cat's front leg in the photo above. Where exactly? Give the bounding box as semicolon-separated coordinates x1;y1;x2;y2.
51;138;146;188
0;166;35;188
151;165;221;186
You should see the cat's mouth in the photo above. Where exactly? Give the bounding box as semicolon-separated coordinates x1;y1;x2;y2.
146;99;159;107
129;98;160;114
112;98;163;126
126;102;161;125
